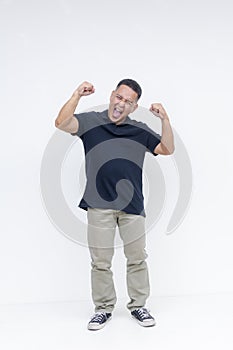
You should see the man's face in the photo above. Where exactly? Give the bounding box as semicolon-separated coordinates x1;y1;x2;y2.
108;84;138;124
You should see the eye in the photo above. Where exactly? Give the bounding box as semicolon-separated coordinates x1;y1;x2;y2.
125;99;133;107
116;94;122;101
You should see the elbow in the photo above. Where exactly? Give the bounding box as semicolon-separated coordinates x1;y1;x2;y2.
163;150;174;155
55;118;60;129
167;145;175;155
162;143;175;155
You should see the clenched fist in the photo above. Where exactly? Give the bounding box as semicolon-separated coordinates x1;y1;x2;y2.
73;81;95;99
149;103;169;121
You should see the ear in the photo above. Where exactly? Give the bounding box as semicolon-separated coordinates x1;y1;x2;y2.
110;90;115;99
132;103;138;113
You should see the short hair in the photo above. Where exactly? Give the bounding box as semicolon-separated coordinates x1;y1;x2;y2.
116;78;142;100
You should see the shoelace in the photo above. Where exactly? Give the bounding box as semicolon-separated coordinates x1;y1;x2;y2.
137;308;152;320
90;313;107;323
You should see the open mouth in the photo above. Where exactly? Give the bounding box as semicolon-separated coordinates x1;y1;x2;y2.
112;107;123;119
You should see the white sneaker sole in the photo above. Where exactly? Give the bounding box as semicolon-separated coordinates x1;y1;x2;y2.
88;316;112;331
132;316;156;327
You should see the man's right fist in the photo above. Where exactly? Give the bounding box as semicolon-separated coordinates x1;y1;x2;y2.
74;81;95;98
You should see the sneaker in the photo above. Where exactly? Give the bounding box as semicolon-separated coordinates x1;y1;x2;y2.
131;308;156;327
87;312;112;330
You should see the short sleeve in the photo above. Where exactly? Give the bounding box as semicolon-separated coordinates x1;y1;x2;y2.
145;125;161;156
70;111;97;137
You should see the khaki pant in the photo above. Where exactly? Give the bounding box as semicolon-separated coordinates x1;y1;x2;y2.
87;208;150;313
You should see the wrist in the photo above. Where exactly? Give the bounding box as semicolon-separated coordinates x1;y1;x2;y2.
70;93;81;105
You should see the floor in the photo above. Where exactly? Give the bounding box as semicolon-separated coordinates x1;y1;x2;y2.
1;293;233;350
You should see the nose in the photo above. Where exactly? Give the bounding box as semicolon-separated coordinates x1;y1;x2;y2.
118;99;126;107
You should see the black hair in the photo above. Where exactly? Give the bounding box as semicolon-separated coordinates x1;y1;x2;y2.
116;78;142;100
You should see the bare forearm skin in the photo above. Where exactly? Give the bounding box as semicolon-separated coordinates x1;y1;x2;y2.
55;94;80;130
160;118;175;154
55;82;95;133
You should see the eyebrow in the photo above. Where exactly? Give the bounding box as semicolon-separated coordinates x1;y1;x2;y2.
115;94;134;103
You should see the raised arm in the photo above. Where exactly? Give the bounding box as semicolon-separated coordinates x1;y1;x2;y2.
54;81;95;133
149;103;175;155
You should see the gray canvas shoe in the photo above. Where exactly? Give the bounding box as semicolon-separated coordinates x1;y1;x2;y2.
131;308;156;327
88;312;112;330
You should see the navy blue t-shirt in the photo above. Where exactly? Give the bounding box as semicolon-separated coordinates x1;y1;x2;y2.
71;109;161;216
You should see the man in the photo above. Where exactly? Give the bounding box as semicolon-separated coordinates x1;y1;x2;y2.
55;79;174;330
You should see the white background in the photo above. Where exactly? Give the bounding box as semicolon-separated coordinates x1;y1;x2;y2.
1;0;233;306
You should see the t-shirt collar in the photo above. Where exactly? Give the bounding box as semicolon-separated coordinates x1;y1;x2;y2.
104;109;131;126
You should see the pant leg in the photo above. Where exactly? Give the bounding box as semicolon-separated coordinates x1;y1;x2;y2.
87;208;117;313
117;211;150;311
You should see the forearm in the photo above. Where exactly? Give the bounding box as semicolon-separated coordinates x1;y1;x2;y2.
160;118;175;154
55;94;80;129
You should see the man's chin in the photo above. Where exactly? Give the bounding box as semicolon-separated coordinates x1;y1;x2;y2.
109;115;122;124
